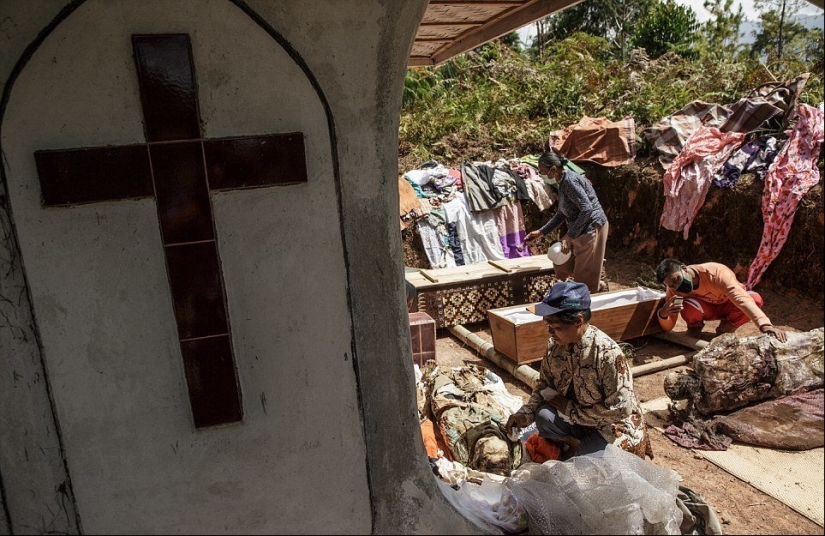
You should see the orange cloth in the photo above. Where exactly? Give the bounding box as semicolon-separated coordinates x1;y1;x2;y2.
525;433;561;463
420;419;440;458
658;262;771;331
399;177;420;229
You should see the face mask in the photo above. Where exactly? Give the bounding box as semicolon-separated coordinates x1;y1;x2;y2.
675;269;693;293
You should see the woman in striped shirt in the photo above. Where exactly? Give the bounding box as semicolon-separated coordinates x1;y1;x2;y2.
526;150;609;293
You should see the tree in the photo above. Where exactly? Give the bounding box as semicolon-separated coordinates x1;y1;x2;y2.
527;0;655;60
603;0;658;59
498;31;522;51
751;0;812;60
630;0;699;58
701;0;745;55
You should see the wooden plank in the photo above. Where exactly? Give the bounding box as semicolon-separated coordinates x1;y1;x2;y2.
419;270;440;283
419;22;485;27
404;270;429;285
419;263;508;284
409;56;435;66
488;261;545;276
515;320;549;362
429;1;524;5
488;311;519;362
494;256;551;268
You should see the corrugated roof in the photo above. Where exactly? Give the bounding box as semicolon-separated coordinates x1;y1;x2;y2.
410;0;584;67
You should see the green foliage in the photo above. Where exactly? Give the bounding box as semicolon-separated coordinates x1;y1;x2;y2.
531;0;655;60
751;0;819;61
630;0;699;59
699;0;745;56
399;32;824;169
498;31;522;51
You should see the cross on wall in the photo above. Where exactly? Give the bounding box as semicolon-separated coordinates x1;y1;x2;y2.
34;34;308;428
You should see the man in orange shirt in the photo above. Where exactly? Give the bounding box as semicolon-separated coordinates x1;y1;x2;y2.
655;259;787;342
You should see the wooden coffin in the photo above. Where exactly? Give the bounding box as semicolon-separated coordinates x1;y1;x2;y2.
488;287;666;364
405;256;558;328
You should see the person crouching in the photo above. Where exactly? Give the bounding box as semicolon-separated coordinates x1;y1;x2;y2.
504;282;650;460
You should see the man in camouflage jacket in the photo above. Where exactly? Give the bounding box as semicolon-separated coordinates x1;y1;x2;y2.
505;282;650;459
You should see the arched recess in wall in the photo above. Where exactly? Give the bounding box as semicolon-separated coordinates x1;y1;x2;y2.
0;0;365;531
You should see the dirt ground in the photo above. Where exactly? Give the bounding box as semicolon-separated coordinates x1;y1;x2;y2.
430;252;824;535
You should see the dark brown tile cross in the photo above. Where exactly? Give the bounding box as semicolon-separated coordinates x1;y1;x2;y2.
34;34;308;428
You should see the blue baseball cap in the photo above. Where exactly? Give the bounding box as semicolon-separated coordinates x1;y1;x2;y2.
528;281;591;316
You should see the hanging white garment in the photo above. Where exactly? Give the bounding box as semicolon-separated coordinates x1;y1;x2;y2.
443;195;505;265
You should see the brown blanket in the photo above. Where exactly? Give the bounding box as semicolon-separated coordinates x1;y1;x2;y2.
549;116;636;167
715;388;824;450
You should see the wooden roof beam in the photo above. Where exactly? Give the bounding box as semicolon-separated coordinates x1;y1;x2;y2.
428;1;523;5
419;21;486;27
409;56;436;67
430;0;584;65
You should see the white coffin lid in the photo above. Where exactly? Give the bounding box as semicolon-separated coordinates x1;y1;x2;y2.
493;287;665;326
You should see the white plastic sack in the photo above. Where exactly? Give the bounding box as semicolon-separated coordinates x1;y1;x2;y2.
505;444;683;535
437;476;528;533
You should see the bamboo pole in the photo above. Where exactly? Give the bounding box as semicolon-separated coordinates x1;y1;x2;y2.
448;325;540;389
652;331;709;352
630;354;691;377
448;325;696;389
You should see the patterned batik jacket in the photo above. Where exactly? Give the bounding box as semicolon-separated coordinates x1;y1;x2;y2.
516;325;647;452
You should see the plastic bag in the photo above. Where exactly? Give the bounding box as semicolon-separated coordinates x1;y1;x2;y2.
437;476;528;533
505;444;683;535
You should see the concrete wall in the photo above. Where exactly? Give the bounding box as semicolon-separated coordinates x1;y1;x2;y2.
0;0;480;533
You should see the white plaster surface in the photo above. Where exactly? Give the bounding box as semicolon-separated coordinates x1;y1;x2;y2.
2;0;368;533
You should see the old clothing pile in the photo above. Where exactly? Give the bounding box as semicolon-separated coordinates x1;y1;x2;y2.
712;136;782;189
659;127;745;239
644;74;809;167
403;158;558;268
648;75;822;287
746;103;824;290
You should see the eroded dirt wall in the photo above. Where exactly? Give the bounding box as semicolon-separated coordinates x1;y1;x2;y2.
584;159;824;299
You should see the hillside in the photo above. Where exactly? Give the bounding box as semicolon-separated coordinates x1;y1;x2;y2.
399;36;824;296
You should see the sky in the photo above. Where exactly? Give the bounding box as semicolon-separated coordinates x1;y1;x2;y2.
515;0;824;44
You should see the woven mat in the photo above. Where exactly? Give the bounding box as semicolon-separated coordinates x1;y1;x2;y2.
641;397;825;527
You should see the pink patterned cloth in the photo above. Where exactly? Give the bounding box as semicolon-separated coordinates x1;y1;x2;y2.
747;104;824;289
660;127;745;239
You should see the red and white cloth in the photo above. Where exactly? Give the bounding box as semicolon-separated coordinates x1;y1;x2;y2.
659;127;745;239
747;103;824;289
